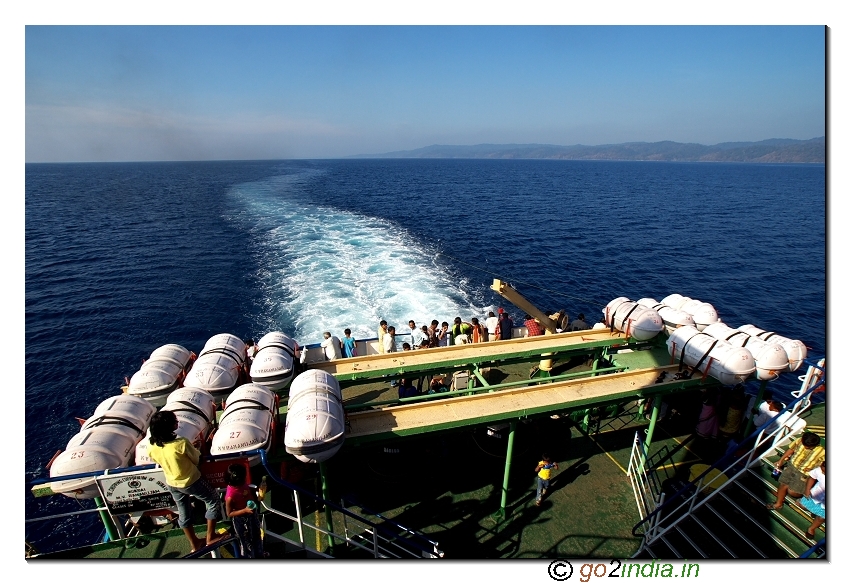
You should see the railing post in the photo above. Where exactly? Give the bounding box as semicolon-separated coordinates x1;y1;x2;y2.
743;379;769;437
491;420;517;523
293;491;306;550
639;397;662;473
319;461;336;554
94;496;121;542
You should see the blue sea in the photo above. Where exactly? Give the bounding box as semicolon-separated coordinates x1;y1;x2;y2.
24;159;826;552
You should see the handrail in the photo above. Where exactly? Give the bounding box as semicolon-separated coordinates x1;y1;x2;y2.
631;357;824;537
30;463;158;486
27;448;442;559
799;538;825;559
254;449;441;558
182;535;238;559
340;495;442;548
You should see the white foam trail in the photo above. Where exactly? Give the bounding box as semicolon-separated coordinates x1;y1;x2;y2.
226;170;487;345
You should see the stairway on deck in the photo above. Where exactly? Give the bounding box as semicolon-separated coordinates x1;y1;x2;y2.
635;454;825;560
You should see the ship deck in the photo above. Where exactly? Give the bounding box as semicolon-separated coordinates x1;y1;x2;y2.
29;333;825;560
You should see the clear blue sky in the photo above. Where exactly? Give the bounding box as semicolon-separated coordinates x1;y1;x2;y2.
24;24;826;162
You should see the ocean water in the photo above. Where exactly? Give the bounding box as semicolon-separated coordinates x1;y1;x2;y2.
24;159;825;552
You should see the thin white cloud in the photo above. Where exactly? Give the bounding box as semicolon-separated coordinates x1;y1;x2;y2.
26;103;353;161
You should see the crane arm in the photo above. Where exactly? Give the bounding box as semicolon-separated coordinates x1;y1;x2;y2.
490;279;564;334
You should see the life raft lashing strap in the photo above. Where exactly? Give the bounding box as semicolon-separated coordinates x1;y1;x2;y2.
677;333;713;377
200;346;244;363
287;386;343;408
692;339;718;374
756;330;776;341
255;342;296;358
84;415;143;436
225;397;270;410
619;304;642;336
220;399;271;419
724;330;748;344
169;400;214;424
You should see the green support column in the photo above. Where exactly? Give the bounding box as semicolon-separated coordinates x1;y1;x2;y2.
491;420;517;523
743;379;769;438
94;496;120;542
640;397;662;472
319;462;336;553
591;349;601;375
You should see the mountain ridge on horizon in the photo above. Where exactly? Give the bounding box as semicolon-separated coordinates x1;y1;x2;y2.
350;136;825;164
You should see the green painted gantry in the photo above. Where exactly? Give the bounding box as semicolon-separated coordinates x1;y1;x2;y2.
282;330;722;522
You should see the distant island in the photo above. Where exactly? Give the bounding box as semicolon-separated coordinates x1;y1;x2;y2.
352;137;825;164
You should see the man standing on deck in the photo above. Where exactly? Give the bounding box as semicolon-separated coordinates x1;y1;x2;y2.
496;312;513;341
383;326;397;353
484;311;498;341
524;315;543;337
408;320;426;349
567;313;590;331
321;332;342;361
377;320;388;354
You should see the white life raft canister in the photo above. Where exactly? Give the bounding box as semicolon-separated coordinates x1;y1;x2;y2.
50;395;156;499
210;383;276;465
702;323;789;381
667;326;756;385
135;387;217;465
284;369;346;464
250;331;298;392
183;333;247;402
603;297;664;341
637;298;695;334
660;293;688;310
737;324;807;372
661;295;720;331
149;343;194;370
127;344;194;407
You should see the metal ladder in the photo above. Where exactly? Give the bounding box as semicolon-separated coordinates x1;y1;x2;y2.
628;359;825;559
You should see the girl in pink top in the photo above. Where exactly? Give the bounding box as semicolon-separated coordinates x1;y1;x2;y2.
224;464;265;558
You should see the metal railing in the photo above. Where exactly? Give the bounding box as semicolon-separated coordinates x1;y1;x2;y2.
249;450;442;558
629;358;824;557
27;449;442;559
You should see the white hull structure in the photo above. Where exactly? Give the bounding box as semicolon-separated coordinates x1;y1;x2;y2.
50;396;156;499
210;383;277;465
284;369;346;464
250;331;299;392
